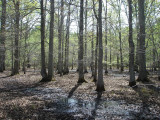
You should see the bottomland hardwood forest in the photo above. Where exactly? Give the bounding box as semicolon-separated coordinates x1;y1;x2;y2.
0;0;160;120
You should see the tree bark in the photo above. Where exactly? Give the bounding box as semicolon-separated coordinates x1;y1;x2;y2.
64;0;71;75
84;0;88;73
137;0;148;82
118;0;124;72
47;0;55;81
134;2;139;72
93;24;98;82
12;0;20;75
96;0;105;92
128;0;136;87
58;0;64;76
40;0;47;80
78;0;85;83
0;0;6;72
91;15;94;77
104;0;108;74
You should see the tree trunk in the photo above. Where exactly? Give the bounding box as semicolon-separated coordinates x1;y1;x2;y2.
104;0;108;74
134;2;139;72
12;1;20;75
84;0;88;73
128;0;136;87
137;0;148;82
93;24;98;83
91;15;94;77
109;30;112;70
78;0;85;83
64;0;71;75
58;0;64;76
96;0;105;92
71;45;75;70
118;0;124;72
23;26;28;74
40;0;47;80
117;54;119;69
0;0;6;72
47;0;55;81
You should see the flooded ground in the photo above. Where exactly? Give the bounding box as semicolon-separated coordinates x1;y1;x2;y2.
0;69;160;119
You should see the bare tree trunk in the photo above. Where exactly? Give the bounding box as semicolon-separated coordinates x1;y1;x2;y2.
137;0;148;82
91;15;94;77
134;2;139;72
93;24;98;83
96;0;105;92
62;25;64;73
12;0;20;75
104;0;108;74
23;25;28;74
47;0;55;81
92;0;98;82
78;0;85;83
0;0;6;72
58;0;64;76
128;0;136;87
40;0;47;80
117;54;119;69
64;0;71;75
71;45;75;70
84;0;88;73
109;30;112;70
118;0;124;72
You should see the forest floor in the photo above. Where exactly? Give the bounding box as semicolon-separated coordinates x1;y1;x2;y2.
0;69;160;120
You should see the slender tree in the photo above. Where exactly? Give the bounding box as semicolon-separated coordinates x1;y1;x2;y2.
137;0;148;82
93;25;98;82
96;0;105;92
40;0;47;80
12;0;20;75
47;0;55;81
92;0;98;83
134;2;139;72
57;0;64;76
118;0;124;72
84;0;88;73
64;0;71;75
91;15;95;77
0;0;6;72
128;0;136;86
104;0;108;74
78;0;85;83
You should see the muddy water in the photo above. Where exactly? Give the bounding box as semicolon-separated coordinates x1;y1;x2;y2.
24;87;147;119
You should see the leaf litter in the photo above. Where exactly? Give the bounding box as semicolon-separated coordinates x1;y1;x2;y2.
0;69;160;120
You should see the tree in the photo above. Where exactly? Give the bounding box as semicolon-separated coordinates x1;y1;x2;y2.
78;0;85;83
64;0;72;75
104;0;108;74
134;2;139;72
0;0;6;72
92;0;98;83
93;24;98;82
57;0;64;76
84;0;88;73
12;0;20;75
128;0;136;87
47;0;55;81
118;0;124;72
137;0;148;82
40;0;47;81
96;0;105;92
91;15;95;77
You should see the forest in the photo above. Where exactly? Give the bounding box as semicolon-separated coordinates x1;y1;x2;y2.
0;0;160;119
